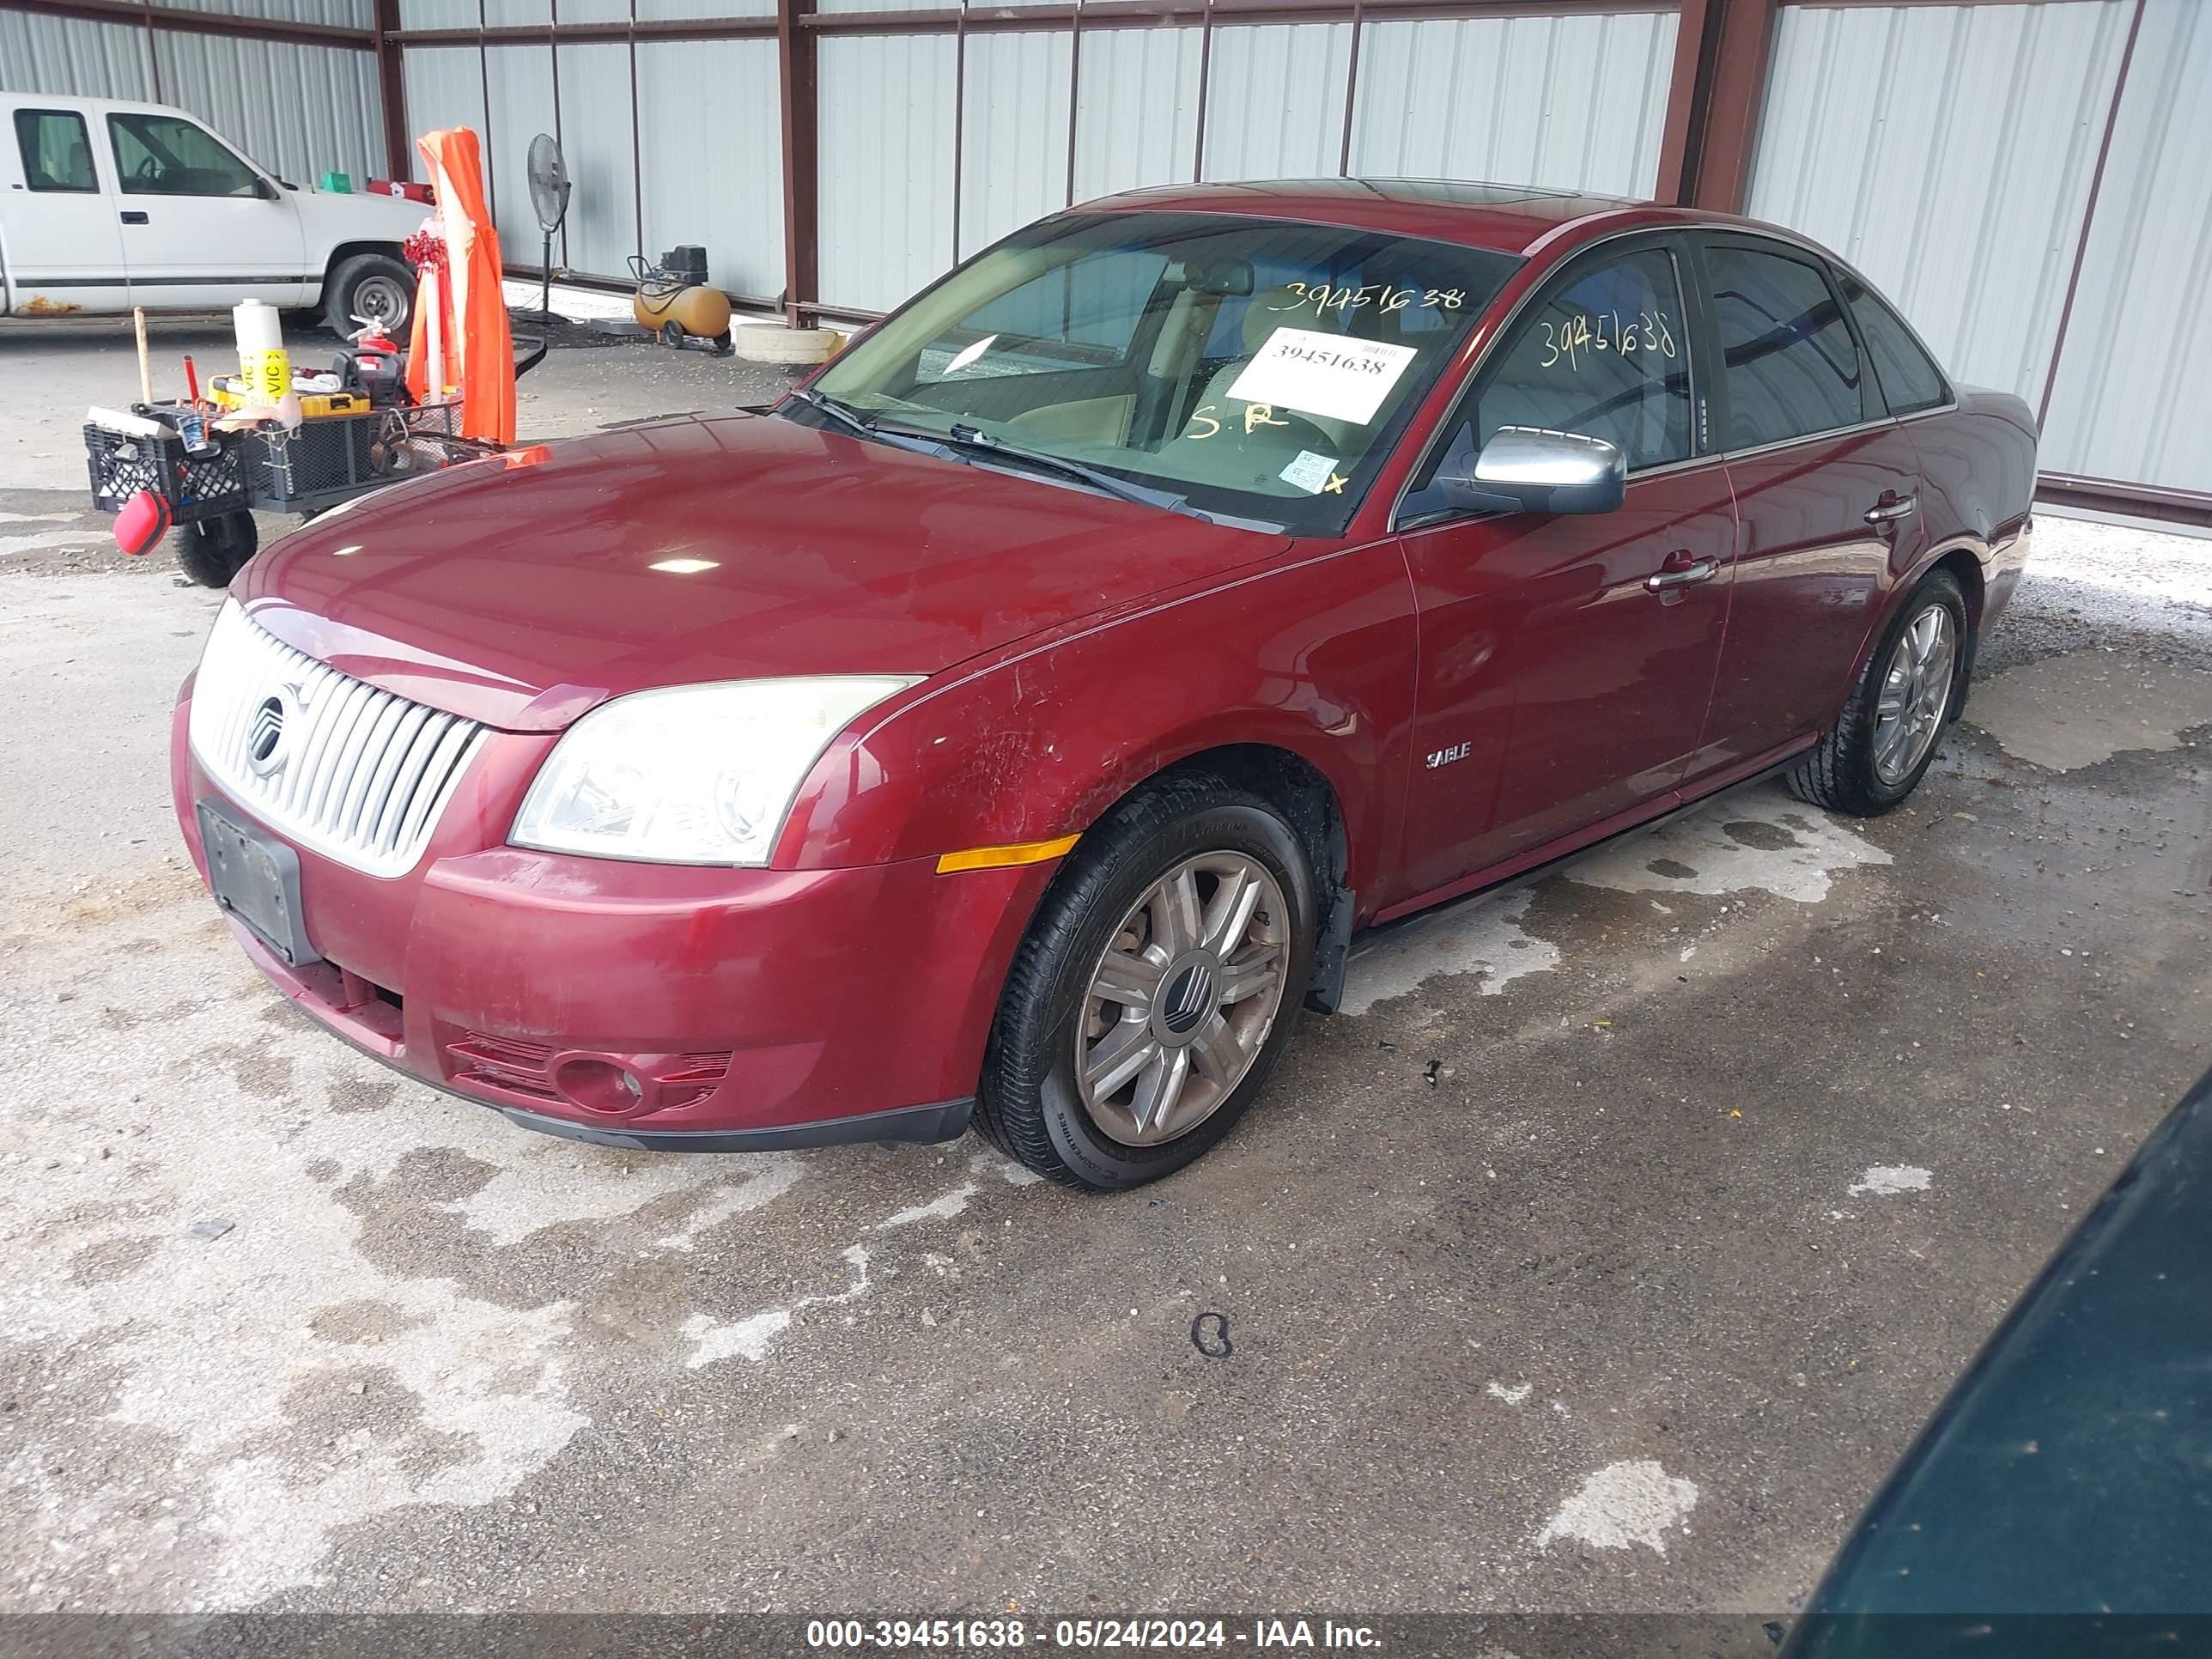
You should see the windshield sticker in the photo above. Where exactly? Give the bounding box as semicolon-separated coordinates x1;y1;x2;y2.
1540;310;1678;371
1278;450;1340;494
1267;283;1468;316
1226;329;1420;427
943;333;998;376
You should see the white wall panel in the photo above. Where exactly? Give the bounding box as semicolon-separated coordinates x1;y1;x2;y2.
2039;0;2212;491
957;29;1070;260
162;0;370;27
483;43;556;267
552;41;637;276
635;38;782;297
152;32;384;185
1198;22;1350;183
0;13;157;102
1350;9;1675;198
398;0;477;27
817;33;955;312
1747;1;2131;408
635;0;773;17
401;45;489;172
1072;25;1200;202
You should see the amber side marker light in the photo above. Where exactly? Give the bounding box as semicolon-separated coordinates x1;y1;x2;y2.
936;833;1080;874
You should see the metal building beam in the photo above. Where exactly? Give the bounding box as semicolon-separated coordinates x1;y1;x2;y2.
776;0;820;327
0;0;374;50
372;0;410;180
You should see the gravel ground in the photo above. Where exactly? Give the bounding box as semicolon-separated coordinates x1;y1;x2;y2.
0;316;2207;1624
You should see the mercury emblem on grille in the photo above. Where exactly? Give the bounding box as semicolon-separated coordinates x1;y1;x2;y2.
245;681;305;777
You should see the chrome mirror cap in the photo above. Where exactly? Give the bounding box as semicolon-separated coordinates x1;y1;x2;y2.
1469;426;1627;515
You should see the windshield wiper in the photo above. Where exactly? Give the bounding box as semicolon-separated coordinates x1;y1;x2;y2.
783;387;965;462
942;424;1194;518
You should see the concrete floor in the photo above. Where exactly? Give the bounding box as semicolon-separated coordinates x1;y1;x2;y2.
2;314;2209;1619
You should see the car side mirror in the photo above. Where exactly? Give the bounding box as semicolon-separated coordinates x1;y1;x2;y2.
1435;426;1626;517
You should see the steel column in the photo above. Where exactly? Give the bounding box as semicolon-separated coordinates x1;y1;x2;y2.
372;0;410;180
777;0;821;327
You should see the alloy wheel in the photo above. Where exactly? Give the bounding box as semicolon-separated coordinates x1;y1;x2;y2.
1873;603;1956;786
1073;852;1291;1146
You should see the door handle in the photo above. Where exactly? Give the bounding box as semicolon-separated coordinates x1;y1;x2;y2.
1864;492;1917;526
1645;556;1717;592
120;210;149;225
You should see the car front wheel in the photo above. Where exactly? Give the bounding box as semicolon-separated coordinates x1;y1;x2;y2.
1789;568;1969;815
975;774;1316;1190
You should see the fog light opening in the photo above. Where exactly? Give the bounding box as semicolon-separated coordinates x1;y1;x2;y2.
551;1056;652;1117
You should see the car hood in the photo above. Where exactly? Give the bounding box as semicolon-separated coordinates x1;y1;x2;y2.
236;409;1289;732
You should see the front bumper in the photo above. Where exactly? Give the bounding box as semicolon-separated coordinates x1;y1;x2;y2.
170;691;1051;1150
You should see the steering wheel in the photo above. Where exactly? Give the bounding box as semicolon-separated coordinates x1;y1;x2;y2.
131;155;162;185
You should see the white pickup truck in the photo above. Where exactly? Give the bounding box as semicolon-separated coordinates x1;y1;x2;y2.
2;92;426;333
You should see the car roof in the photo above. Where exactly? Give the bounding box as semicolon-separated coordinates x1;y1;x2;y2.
1079;177;1689;257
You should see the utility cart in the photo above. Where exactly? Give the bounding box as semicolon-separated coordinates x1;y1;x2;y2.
83;333;544;586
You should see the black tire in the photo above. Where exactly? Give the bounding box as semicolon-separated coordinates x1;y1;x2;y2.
173;513;258;587
660;320;686;349
1788;569;1969;816
974;774;1316;1191
324;252;414;337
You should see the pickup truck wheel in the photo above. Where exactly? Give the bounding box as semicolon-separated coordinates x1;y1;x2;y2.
975;775;1315;1191
325;252;413;337
1789;569;1968;816
173;513;258;587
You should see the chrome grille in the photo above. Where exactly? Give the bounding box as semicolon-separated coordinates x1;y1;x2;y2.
188;601;489;878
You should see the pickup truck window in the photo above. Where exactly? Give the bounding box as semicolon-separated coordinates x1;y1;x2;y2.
14;110;96;193
106;112;260;199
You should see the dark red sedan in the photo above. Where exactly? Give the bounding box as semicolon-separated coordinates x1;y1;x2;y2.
172;180;2036;1189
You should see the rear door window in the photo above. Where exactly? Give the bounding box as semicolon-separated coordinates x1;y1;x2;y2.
1841;273;1949;415
1704;241;1863;449
14;109;97;192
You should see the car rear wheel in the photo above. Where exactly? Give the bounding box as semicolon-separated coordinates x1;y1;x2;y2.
974;775;1316;1190
1788;569;1968;816
325;252;414;337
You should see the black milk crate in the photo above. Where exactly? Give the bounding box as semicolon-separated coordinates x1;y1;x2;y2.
83;418;251;523
245;402;467;512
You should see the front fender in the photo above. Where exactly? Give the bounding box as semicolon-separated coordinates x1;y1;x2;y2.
777;539;1420;897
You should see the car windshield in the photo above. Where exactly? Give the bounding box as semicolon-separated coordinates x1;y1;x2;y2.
805;210;1521;534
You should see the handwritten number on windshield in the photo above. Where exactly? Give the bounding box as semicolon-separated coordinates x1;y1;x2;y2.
1270;282;1466;316
1538;309;1678;370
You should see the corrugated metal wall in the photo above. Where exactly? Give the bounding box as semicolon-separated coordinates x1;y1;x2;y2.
0;12;156;101
2038;0;2212;491
817;33;957;313
635;39;782;297
1748;1;2132;410
0;9;380;186
813;7;1681;313
1349;10;1677;197
1747;0;2211;501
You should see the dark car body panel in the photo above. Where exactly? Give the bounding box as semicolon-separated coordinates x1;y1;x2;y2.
1784;1065;2212;1652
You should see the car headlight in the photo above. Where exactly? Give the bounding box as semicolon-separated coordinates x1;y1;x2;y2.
510;677;919;866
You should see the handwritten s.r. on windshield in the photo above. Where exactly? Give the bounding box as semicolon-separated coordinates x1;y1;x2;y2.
1540;309;1678;371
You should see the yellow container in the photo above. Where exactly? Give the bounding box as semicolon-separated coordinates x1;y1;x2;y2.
240;347;291;406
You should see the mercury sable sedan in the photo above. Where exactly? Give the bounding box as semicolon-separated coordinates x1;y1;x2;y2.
172;180;2036;1189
